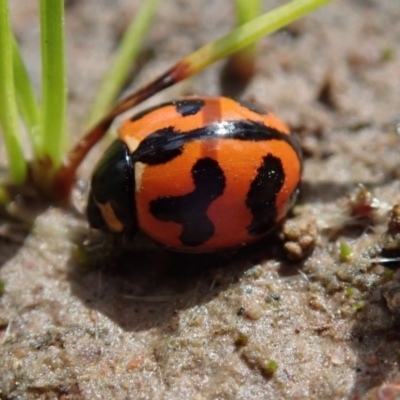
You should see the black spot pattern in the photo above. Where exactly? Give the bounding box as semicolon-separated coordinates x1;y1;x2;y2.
132;120;302;166
246;154;285;236
130;98;205;122
133;127;184;164
174;98;205;116
149;158;226;246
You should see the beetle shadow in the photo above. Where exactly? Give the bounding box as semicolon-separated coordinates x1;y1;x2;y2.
0;185;47;270
67;171;399;333
67;233;291;332
0;236;24;272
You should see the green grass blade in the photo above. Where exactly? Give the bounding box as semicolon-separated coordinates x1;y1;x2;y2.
53;0;331;199
183;0;331;76
0;0;27;184
40;0;66;169
12;37;41;158
232;0;261;78
86;0;159;128
236;0;261;27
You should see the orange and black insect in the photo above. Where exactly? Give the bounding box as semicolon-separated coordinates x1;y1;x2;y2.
87;96;302;251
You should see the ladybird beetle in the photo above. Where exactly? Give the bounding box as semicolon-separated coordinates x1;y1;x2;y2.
87;96;302;251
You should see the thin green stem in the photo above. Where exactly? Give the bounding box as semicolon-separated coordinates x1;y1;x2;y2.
54;0;332;200
40;0;66;169
12;37;41;158
236;0;261;27
184;0;331;75
232;0;261;78
86;0;159;128
0;0;27;184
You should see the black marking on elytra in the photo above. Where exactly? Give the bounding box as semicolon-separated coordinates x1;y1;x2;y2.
236;99;268;115
132;120;302;166
149;158;226;246
129;98;205;122
175;98;205;116
130;98;266;123
246;154;285;236
133;127;184;165
87;140;137;235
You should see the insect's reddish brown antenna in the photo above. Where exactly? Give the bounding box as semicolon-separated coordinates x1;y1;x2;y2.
52;61;191;200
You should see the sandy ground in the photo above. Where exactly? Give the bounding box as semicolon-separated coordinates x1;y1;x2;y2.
1;0;400;399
